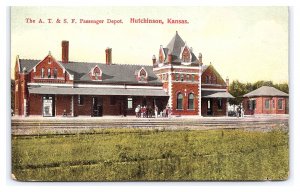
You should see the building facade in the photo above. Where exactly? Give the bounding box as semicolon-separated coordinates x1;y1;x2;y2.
14;32;233;117
153;31;233;116
242;86;289;115
14;41;169;117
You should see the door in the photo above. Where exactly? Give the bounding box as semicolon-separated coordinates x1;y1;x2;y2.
42;95;55;117
207;99;213;116
92;97;103;117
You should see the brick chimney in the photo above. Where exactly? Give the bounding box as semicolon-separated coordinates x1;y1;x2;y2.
105;47;112;65
61;40;69;63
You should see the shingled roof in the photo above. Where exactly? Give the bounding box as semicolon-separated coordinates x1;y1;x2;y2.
243;86;288;97
165;31;199;64
18;59;162;86
19;59;40;72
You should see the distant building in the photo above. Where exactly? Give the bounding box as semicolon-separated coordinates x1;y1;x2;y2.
14;32;234;117
242;86;289;115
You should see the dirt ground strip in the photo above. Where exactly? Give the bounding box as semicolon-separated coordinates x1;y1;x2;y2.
11;115;289;135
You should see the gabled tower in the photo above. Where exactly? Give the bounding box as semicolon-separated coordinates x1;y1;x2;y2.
153;31;202;116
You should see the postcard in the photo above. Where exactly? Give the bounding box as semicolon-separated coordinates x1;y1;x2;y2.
11;6;289;181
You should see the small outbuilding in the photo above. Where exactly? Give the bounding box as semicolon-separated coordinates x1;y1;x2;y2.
242;86;288;115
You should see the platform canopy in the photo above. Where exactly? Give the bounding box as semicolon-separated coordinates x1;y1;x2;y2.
28;86;169;97
202;90;234;98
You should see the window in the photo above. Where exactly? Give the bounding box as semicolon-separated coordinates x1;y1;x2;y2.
186;74;190;81
127;97;133;109
180;74;184;82
278;99;283;110
78;95;84;105
182;47;190;62
47;68;51;78
53;68;57;79
177;93;183;109
217;98;222;110
212;75;217;84
272;99;275;109
265;99;270;109
110;96;116;105
191;74;195;82
248;100;256;110
41;68;44;78
139;69;147;81
205;75;211;84
175;73;179;81
208;100;211;109
188;93;194;109
93;66;102;80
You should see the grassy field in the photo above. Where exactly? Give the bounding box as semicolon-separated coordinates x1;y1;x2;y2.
12;128;289;181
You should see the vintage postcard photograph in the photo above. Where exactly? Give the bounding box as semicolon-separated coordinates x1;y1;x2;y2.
11;6;289;181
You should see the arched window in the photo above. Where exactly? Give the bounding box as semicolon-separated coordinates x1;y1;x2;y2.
212;75;217;84
177;93;183;110
91;66;102;80
175;73;179;81
205;75;211;84
53;68;57;79
138;68;148;82
41;68;44;78
47;68;51;78
188;93;194;109
186;74;190;81
182;47;190;62
180;74;184;82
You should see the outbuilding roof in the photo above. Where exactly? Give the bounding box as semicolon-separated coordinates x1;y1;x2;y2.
243;86;288;97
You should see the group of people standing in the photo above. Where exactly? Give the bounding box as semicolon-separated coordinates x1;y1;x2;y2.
135;105;171;118
237;105;245;118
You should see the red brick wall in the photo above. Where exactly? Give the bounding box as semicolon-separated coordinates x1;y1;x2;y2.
28;94;43;115
55;95;72;116
171;82;199;115
75;95;92;116
15;73;29;116
29;55;73;84
201;98;227;116
202;65;226;86
14;79;20;115
243;96;288;115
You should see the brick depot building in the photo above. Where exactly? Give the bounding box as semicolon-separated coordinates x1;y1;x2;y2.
242;86;289;115
14;32;233;117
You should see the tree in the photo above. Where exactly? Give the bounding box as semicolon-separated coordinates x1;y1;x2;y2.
228;80;247;106
274;83;289;93
228;80;289;107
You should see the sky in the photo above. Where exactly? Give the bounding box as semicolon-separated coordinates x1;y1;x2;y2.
11;6;288;83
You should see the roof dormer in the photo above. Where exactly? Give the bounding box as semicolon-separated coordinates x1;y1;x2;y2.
136;67;148;83
180;43;192;65
89;65;102;81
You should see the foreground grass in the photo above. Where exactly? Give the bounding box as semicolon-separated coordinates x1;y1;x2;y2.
12;128;289;181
